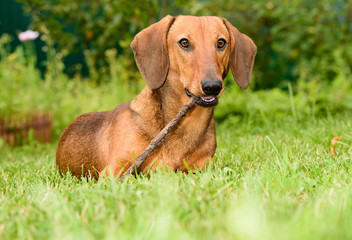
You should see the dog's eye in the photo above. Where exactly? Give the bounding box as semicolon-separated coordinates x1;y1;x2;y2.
178;38;190;49
217;39;227;50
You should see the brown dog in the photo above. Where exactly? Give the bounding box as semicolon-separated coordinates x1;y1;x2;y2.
56;15;257;178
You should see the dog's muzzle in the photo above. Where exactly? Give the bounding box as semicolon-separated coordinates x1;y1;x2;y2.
185;89;219;107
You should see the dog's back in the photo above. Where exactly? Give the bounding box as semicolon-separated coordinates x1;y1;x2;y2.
56;111;108;177
56;102;132;178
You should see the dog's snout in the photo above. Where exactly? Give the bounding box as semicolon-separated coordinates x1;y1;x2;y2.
201;78;222;96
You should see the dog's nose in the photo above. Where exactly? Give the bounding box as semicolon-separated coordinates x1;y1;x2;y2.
201;78;223;96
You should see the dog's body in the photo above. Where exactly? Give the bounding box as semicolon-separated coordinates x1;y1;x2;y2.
56;15;256;178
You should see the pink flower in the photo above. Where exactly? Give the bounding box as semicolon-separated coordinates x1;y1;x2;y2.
18;30;39;42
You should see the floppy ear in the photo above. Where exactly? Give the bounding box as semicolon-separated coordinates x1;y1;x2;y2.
223;19;257;89
131;15;175;89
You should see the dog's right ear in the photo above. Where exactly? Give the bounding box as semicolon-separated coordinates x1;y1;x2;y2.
223;18;257;89
131;15;175;90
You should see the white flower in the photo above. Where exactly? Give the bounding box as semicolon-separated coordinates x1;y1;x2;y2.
18;30;39;42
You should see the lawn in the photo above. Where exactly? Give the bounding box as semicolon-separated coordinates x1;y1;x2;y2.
1;91;351;239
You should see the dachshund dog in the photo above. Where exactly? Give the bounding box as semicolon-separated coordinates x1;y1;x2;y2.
56;15;257;178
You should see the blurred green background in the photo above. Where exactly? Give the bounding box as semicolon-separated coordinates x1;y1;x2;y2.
0;0;352;143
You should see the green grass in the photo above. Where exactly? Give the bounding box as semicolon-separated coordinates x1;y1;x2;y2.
1;25;352;239
1;109;351;239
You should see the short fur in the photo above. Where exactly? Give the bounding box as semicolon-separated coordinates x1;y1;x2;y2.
56;15;257;178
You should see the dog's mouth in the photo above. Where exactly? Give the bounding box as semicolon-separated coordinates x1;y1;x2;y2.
185;89;218;107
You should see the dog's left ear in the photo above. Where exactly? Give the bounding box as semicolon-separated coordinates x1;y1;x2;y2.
223;18;257;89
131;15;175;90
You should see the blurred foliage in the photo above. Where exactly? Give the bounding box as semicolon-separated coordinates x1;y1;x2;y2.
214;75;352;127
17;0;352;89
17;0;193;83
0;34;54;115
0;34;137;138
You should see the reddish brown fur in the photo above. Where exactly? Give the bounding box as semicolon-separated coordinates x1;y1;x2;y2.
56;15;257;179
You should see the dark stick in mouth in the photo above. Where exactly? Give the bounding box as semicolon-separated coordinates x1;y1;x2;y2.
185;88;218;107
119;95;199;180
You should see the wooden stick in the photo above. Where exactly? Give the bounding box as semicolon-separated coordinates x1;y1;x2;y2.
120;96;199;180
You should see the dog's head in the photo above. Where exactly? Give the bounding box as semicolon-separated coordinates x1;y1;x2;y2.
131;15;257;107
